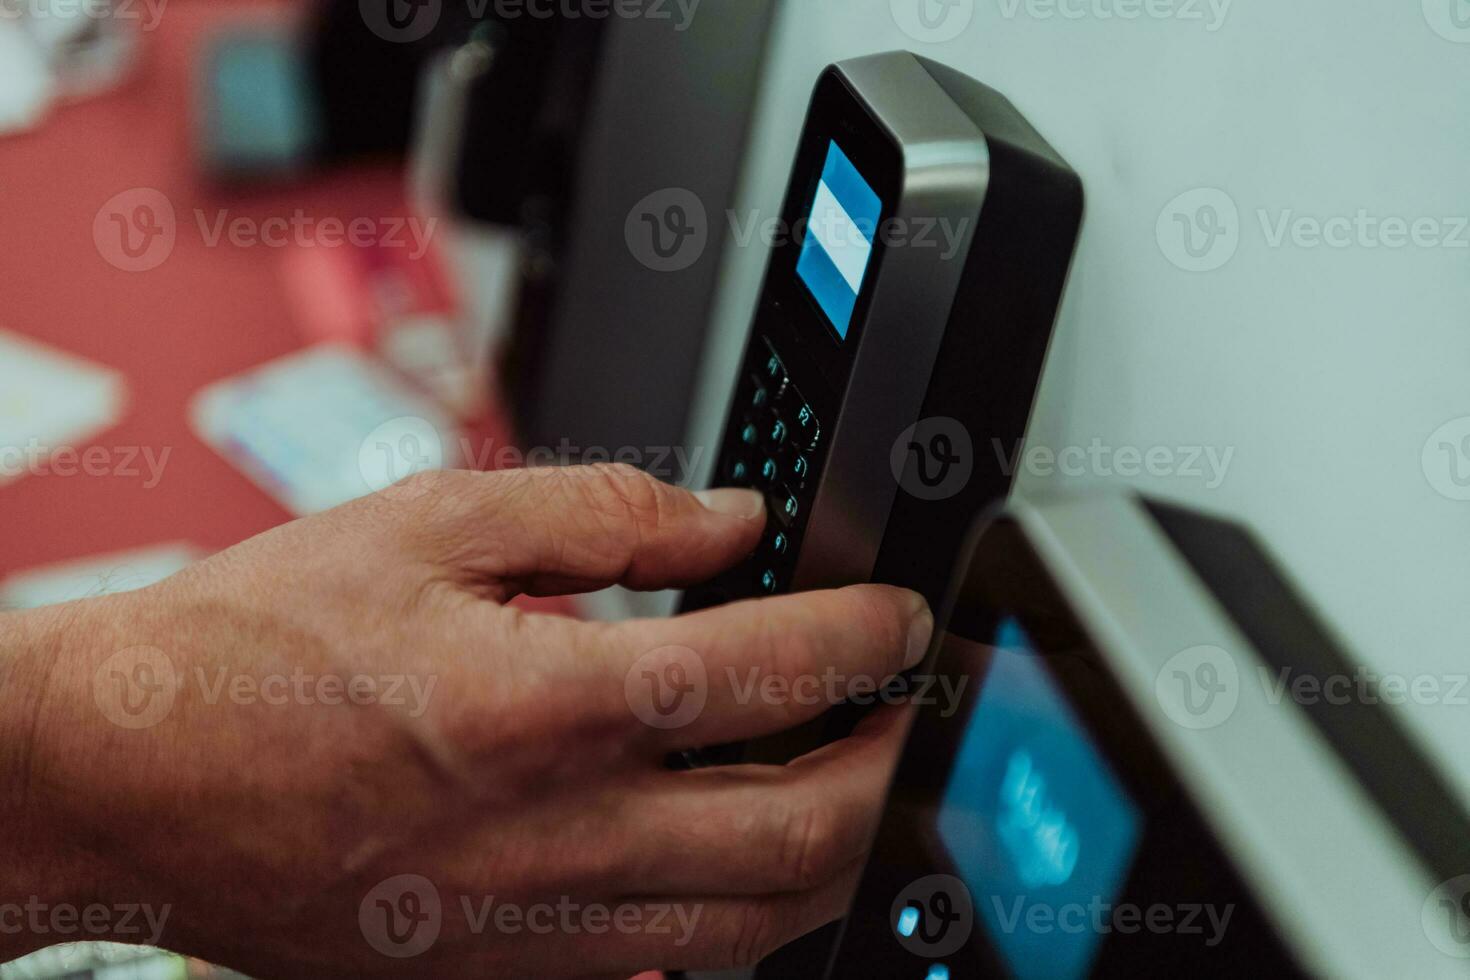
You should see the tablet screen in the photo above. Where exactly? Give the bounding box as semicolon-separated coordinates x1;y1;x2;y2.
935;618;1142;980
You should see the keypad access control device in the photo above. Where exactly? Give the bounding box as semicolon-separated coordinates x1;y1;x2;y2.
678;50;1084;980
680;51;1083;758
683;51;1083;620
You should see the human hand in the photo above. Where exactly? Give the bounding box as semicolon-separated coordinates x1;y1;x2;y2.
4;465;932;978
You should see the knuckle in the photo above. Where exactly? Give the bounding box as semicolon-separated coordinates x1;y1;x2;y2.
844;587;909;673
397;469;505;547
728;902;784;969
759;611;818;687
587;462;663;507
579;463;672;536
433;695;506;762
776;794;842;890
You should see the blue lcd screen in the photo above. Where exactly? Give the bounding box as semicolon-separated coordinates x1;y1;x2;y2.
937;619;1142;980
795;140;883;339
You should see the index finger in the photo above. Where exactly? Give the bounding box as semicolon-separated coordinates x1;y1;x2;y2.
608;584;933;753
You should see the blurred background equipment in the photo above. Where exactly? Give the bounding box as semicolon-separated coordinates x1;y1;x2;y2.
832;494;1470;979
499;0;779;490
195;25;321;182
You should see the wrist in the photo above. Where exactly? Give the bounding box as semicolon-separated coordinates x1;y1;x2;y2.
0;604;76;956
0;596;150;957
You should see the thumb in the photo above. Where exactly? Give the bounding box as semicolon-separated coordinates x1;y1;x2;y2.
408;464;767;598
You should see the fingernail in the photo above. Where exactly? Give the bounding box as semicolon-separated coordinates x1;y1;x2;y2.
695;488;766;521
904;602;935;670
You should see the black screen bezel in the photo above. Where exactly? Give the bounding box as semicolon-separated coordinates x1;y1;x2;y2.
762;67;903;395
826;517;1302;978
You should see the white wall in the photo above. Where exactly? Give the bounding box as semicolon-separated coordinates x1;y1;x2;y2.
689;0;1470;794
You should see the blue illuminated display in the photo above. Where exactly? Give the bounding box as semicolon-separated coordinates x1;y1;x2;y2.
897;905;921;938
937;619;1142;980
997;748;1082;888
796;140;883;339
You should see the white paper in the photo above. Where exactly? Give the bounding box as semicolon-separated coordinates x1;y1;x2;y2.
190;344;462;516
0;329;126;486
0;23;54;136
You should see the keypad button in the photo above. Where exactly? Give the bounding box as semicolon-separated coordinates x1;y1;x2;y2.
772;486;799;524
796;407;821;451
770;532;789;557
740;423;759;447
790;454;810;483
766;419;789;450
750;383;770;410
760;457;779;483
759;569;779;594
762;351;785;385
728;458;750;484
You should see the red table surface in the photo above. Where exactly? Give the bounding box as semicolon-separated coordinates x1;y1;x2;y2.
4;6;683;978
3;0;304;574
0;0;554;615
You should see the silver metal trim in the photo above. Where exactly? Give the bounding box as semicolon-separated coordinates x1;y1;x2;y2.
1014;494;1459;979
793;52;991;593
